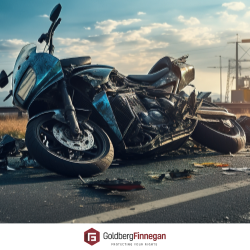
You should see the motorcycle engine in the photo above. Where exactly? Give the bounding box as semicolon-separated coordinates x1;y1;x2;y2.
109;93;174;146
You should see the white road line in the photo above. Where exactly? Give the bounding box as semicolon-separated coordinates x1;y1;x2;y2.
64;179;250;223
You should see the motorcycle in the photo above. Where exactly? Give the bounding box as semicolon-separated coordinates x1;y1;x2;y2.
0;4;246;177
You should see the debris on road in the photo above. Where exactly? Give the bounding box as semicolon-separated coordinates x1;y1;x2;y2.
79;175;145;191
222;167;250;172
169;169;193;179
193;162;229;168
148;173;166;181
20;150;40;168
6;166;15;171
222;172;236;176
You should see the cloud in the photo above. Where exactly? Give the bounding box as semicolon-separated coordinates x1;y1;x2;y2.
245;11;250;17
55;38;90;46
174;27;220;46
138;12;146;15
222;2;245;11
178;15;200;25
84;27;91;30
217;11;237;22
95;19;141;34
39;14;49;18
123;23;171;47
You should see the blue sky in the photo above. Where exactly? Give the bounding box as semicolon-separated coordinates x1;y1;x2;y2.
1;0;250;102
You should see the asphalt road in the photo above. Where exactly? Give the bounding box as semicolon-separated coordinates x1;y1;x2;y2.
1;148;250;223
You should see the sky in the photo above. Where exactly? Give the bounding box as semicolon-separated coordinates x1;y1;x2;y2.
1;0;250;103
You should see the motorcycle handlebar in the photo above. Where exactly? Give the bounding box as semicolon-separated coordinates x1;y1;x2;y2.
38;33;47;43
52;18;61;34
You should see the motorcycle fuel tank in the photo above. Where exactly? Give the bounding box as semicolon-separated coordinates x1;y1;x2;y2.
75;67;115;88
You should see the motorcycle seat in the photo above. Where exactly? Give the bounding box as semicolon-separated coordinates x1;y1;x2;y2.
60;56;91;68
127;68;169;83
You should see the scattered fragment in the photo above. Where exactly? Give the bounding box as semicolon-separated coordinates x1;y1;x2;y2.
193;162;229;168
193;163;204;168
20;150;40;168
169;169;193;179
222;172;236;176
79;176;145;191
222;167;250;172
148;174;166;181
214;163;229;167
111;163;119;166
7;166;15;171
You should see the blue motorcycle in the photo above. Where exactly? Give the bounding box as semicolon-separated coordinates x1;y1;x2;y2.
0;4;245;177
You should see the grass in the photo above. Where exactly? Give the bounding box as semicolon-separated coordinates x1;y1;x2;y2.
0;111;249;140
0;114;28;139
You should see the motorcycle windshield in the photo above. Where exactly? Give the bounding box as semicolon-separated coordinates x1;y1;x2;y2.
12;44;63;109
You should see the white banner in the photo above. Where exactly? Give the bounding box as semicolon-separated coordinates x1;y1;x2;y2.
0;224;249;250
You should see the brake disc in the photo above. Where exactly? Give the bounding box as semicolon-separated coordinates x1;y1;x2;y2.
52;123;94;151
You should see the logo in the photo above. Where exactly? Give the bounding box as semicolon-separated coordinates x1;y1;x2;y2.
84;228;100;246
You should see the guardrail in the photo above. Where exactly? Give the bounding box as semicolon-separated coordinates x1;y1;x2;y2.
215;103;250;114
0;107;24;117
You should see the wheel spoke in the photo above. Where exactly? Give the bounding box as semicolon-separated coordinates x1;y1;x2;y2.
40;127;56;141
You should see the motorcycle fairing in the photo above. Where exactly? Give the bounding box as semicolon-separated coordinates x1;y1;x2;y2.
92;91;123;141
12;44;63;110
74;67;114;87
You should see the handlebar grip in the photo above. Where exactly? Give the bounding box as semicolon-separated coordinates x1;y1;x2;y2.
38;33;47;43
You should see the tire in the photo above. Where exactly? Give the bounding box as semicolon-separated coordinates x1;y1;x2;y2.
191;119;246;154
25;113;114;177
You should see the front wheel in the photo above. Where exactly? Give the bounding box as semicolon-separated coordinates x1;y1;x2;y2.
25;113;114;177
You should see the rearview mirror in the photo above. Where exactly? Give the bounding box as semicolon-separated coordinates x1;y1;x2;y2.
50;4;62;22
0;70;8;88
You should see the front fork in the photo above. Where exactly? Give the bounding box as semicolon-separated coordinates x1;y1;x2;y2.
59;79;81;138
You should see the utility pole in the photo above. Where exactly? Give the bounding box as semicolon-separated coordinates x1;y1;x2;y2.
228;35;250;90
236;34;239;88
220;56;222;102
208;55;223;101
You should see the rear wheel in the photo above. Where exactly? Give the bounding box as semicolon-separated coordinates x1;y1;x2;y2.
25;113;114;177
191;119;246;154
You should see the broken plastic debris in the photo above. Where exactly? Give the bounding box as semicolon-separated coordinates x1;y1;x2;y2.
222;167;250;172
20;150;40;168
169;169;193;179
222;172;236;176
79;176;145;191
193;162;229;168
193;163;204;168
148;174;166;181
7;166;15;171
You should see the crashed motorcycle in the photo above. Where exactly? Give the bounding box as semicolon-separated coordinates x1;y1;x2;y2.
0;4;246;177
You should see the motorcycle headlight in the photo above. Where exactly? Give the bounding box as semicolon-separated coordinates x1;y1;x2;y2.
17;67;36;100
